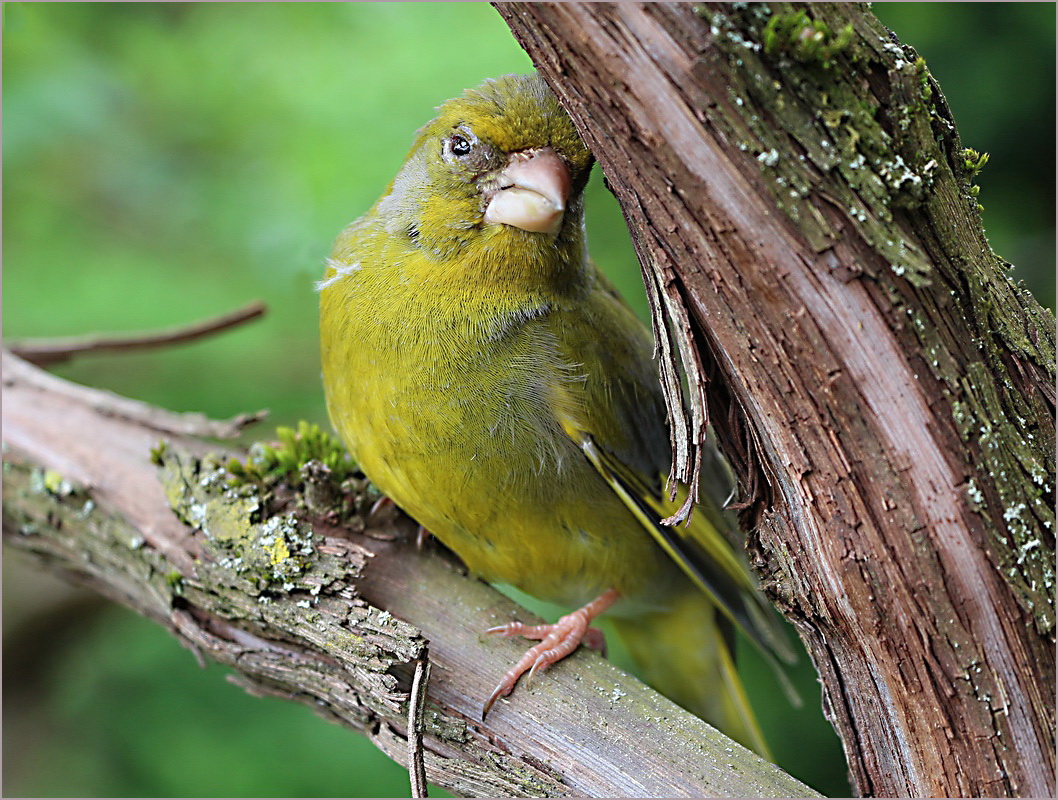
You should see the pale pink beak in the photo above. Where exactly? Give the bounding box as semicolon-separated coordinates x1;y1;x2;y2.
484;147;571;235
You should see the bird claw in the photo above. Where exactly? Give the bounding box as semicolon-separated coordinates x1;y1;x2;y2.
480;589;620;719
485;620;547;639
526;653;549;684
482;681;511;719
367;495;397;526
415;525;432;549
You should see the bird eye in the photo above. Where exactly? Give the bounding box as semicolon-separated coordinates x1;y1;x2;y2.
442;128;495;171
449;135;472;157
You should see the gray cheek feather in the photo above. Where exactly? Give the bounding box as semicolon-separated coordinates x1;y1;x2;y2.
378;151;432;236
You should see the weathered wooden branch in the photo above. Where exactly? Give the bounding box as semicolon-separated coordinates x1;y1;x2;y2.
1;350;819;799
494;3;1055;798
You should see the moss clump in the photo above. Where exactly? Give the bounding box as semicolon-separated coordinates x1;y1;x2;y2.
948;363;1055;634
226;421;356;487
224;421;380;524
762;9;853;68
157;447;358;600
165;569;185;595
913;56;932;101
156;420;389;600
149;440;169;467
960;148;990;178
958;147;990;212
708;4;937;283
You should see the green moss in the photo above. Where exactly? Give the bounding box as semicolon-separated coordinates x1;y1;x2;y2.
30;467;79;498
914;56;932;102
423;706;469;743
762;9;853;68
224;421;380;525
166;569;185;595
957;147;990;212
954;364;1055;633
480;752;562;797
960;148;990;178
227;421;356;487
149;440;169;467
707;4;936;283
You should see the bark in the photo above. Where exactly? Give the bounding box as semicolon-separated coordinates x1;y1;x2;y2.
494;3;1055;798
1;350;819;800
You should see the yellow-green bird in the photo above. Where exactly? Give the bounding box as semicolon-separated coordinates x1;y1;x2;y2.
319;73;793;756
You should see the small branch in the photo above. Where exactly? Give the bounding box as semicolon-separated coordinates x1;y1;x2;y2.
2;350;266;441
2;351;820;798
8;300;267;367
408;652;431;798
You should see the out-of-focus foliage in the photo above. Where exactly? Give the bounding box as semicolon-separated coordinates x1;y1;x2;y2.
3;3;1052;798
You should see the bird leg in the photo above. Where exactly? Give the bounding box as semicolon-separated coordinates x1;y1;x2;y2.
482;588;620;718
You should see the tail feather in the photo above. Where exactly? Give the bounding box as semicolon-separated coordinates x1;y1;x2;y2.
576;433;793;758
611;590;772;759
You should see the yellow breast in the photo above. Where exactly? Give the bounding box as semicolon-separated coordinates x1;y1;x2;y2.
319;247;672;609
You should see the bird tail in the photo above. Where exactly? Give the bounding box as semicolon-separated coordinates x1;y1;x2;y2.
610;588;771;759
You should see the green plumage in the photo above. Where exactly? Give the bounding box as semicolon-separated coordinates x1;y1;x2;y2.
319;74;791;756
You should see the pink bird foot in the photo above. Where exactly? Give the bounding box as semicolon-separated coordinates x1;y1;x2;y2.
481;588;619;718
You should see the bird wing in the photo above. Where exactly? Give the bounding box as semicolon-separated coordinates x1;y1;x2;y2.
579;435;799;672
552;273;800;690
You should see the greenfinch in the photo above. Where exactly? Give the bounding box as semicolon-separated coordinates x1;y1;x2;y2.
319;73;793;756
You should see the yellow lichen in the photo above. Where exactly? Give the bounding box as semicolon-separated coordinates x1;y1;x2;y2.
267;536;291;566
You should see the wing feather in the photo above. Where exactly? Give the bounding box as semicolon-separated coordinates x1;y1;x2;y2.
580;434;802;705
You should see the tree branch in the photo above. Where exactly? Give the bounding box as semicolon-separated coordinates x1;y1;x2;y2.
1;350;819;799
494;2;1055;797
8;300;267;367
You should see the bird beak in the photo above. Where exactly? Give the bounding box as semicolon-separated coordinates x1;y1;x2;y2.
484;147;571;235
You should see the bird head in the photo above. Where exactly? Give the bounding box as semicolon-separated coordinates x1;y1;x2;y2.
377;74;595;261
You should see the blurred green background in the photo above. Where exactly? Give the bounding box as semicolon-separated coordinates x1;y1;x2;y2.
3;3;1053;797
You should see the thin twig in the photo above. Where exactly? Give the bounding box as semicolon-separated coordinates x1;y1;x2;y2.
8;300;267;367
407;651;431;799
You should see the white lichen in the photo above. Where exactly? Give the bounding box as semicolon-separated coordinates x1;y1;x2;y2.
757;148;779;167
